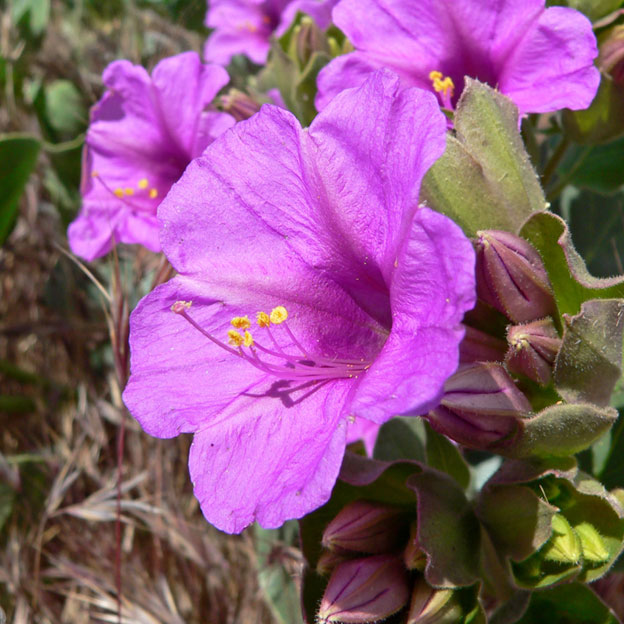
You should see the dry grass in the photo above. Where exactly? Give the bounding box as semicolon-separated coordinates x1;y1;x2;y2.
0;2;288;622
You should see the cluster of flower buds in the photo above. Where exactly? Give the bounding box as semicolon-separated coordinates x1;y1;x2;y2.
428;230;561;451
315;499;479;623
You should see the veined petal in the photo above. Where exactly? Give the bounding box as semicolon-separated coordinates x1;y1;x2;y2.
189;384;348;532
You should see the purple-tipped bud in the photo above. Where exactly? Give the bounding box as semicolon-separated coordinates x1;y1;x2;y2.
459;325;507;364
599;25;624;85
403;522;427;571
294;16;328;67
475;230;556;323
322;500;410;555
220;89;262;122
317;550;353;576
407;578;462;624
427;363;532;449
317;555;410;623
505;318;561;385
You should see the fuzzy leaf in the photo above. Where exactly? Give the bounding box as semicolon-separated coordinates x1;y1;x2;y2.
554;299;624;406
422;79;546;236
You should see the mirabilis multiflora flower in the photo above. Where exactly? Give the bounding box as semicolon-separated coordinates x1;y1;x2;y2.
315;0;600;115
68;52;235;261
123;70;476;533
204;0;338;66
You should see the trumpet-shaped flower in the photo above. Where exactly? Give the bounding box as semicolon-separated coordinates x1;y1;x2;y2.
204;0;338;65
68;52;235;261
122;70;476;533
316;0;600;116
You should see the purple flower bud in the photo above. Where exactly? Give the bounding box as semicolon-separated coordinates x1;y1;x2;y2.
427;363;532;449
294;16;328;68
220;89;263;122
318;555;410;623
403;522;427;571
475;230;556;323
407;578;461;624
322;500;410;555
459;325;507;365
598;25;624;85
505;318;561;385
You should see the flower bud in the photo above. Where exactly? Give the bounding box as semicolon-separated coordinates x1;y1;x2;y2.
575;521;610;566
505;318;561;385
220;89;262;121
403;522;427;571
459;325;507;364
427;363;532;449
475;230;556;323
322;500;410;555
598;25;624;85
407;578;462;624
317;555;410;623
293;16;328;68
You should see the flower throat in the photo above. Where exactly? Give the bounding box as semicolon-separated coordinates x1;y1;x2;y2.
172;301;371;382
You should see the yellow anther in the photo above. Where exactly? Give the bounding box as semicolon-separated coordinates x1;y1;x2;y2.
114;188;124;198
124;187;135;196
228;330;244;347
138;178;149;189
243;330;254;347
231;315;251;329
91;171;99;178
171;300;192;313
429;70;455;99
270;306;288;325
257;311;271;327
149;188;158;199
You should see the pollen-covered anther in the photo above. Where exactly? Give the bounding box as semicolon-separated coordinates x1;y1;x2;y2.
231;315;251;329
228;330;244;347
429;70;455;108
243;330;254;347
171;300;193;314
149;188;158;199
256;311;271;327
114;188;124;198
270;306;288;324
124;187;135;196
138;178;149;189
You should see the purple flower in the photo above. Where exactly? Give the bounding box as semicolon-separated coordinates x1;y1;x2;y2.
68;52;235;261
204;0;338;65
122;70;476;533
316;0;600;116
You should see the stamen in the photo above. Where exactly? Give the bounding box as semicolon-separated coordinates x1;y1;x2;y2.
257;311;271;327
270;306;288;324
228;330;244;346
138;178;149;189
231;316;251;329
429;70;455;109
149;188;158;199
124;187;135;196
114;188;124;198
171;301;372;383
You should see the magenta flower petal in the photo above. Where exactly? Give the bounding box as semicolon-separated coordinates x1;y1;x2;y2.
123;70;476;532
316;0;599;115
204;0;338;65
68;52;234;261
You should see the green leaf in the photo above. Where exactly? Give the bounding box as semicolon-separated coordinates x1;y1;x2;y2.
554;299;624;406
557;136;624;195
515;402;618;458
11;0;50;37
407;469;481;587
422;79;546;236
425;422;470;489
520;211;624;318
45;80;87;139
0;134;40;244
255;523;304;624
599;409;624;489
374;417;426;462
547;0;623;22
477;485;557;563
519;582;620;624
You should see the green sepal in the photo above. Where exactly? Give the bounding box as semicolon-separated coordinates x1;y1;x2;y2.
421;79;546;237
